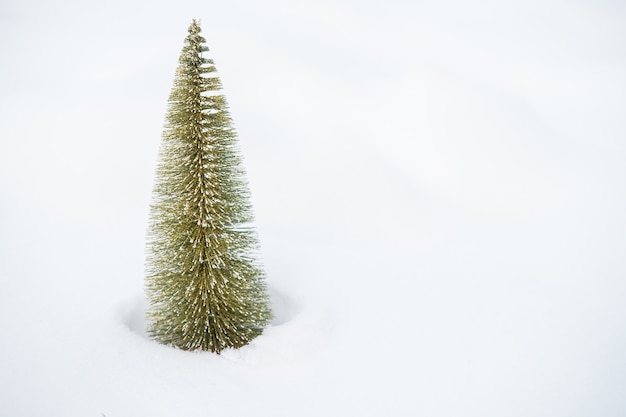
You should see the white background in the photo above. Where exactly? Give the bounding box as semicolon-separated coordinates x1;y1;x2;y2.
1;0;625;416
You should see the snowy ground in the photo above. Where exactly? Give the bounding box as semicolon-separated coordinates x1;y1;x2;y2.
1;0;626;416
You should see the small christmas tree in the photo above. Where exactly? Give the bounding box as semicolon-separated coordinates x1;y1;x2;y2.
145;20;271;353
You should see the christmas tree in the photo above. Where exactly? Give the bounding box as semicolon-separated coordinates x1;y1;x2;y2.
145;20;272;353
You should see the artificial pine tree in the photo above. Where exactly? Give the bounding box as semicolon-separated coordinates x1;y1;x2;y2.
145;20;272;353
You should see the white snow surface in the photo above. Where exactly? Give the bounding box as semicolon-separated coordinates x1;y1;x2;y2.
1;0;626;416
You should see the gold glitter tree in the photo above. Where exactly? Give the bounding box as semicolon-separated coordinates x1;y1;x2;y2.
145;20;272;353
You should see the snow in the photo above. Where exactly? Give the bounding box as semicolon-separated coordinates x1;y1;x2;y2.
1;0;626;416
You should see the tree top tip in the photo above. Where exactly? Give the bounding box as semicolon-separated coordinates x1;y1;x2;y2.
189;19;202;34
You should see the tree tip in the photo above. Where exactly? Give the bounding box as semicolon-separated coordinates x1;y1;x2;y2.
189;19;202;33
